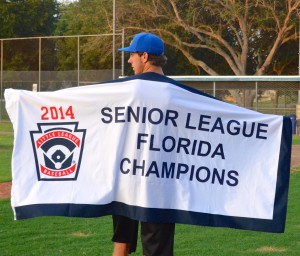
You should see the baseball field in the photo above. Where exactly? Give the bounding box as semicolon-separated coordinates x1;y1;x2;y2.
1;121;300;255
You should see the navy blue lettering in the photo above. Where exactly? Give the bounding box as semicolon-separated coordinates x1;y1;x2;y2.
196;167;210;182
211;117;225;134
142;107;147;123
146;161;160;177
150;134;160;151
191;140;198;155
256;123;268;139
226;170;239;186
165;110;178;127
137;133;148;149
242;121;255;137
177;138;190;154
162;162;175;178
162;136;176;152
133;159;145;176
176;163;189;179
189;165;195;181
198;115;211;131
185;113;196;130
211;144;225;159
120;158;130;174
212;168;225;185
115;107;126;123
197;141;211;156
148;108;163;124
127;106;140;122
101;107;112;123
227;120;240;135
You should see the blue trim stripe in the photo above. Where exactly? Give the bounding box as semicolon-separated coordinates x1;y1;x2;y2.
14;118;292;233
103;72;219;100
13;75;293;234
15;194;287;233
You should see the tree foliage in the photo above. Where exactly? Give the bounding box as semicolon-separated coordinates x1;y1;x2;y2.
0;0;59;38
55;0;119;70
1;0;299;78
115;0;299;107
119;0;299;76
0;0;59;70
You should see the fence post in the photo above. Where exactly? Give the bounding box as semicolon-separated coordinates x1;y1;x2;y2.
39;37;41;91
78;36;80;87
32;83;38;92
0;39;3;121
255;81;258;111
121;28;125;77
112;0;116;79
213;81;216;97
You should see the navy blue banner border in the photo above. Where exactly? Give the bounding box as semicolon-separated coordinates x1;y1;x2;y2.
14;74;292;233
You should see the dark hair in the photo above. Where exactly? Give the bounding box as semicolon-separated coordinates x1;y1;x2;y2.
137;52;168;67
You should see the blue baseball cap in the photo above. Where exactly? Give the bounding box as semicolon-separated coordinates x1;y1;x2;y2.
118;32;164;56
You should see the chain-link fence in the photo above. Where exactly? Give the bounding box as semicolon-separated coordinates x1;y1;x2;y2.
0;33;124;120
1;35;300;134
174;76;300;134
174;76;300;115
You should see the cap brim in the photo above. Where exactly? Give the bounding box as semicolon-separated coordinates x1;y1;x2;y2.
118;46;135;52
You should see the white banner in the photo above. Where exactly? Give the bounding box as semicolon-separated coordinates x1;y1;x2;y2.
5;73;292;233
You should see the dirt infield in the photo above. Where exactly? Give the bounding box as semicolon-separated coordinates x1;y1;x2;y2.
290;145;300;168
0;182;10;199
1;145;300;200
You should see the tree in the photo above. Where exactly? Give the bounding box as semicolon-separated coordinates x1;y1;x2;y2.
48;0;299;107
0;0;59;38
0;0;59;70
268;40;298;75
55;0;121;70
121;0;299;76
118;0;299;106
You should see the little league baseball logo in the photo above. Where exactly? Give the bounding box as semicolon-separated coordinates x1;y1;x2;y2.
30;122;86;181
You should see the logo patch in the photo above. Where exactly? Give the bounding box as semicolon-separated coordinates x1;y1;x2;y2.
30;122;86;181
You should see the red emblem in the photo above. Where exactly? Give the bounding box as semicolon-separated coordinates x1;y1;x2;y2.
30;122;86;181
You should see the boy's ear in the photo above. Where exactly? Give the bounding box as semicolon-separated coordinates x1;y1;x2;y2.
142;52;149;63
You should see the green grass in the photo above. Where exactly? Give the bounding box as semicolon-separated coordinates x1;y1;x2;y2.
0;172;299;256
0;134;13;147
0;121;13;132
1;120;300;255
0;150;12;182
0;202;114;255
293;135;300;145
0;122;13;182
0;122;299;182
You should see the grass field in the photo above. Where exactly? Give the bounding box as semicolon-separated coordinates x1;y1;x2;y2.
0;122;13;182
1;122;299;182
0;121;12;132
293;135;300;145
1;121;300;255
0;172;299;256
